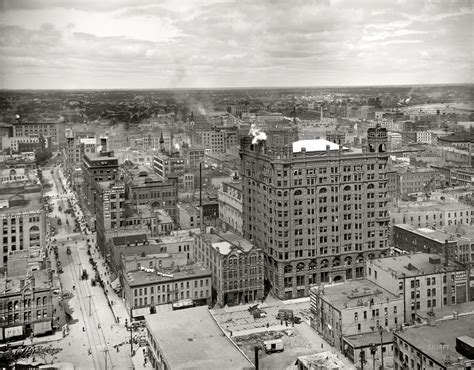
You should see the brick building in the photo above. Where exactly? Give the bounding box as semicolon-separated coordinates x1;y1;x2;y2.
0;185;45;267
218;179;243;235
0;269;54;340
393;224;473;265
310;279;403;361
194;229;264;307
366;254;471;323
240;124;390;299
81;139;119;213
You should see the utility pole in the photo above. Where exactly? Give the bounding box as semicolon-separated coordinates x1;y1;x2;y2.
379;326;384;369
130;307;133;356
359;350;366;370
370;343;377;370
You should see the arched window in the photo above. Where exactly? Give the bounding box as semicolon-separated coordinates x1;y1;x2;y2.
296;263;305;272
356;255;364;264
319;188;327;193
368;253;375;260
343;185;351;191
36;297;41;306
294;189;302;196
367;184;374;190
309;260;317;270
344;256;353;265
30;225;39;232
284;265;292;274
333;258;341;267
42;296;47;305
321;259;329;268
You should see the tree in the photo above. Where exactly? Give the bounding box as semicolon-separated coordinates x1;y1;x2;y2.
32;344;62;363
0;345;35;367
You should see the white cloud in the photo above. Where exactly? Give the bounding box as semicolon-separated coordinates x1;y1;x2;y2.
0;0;472;88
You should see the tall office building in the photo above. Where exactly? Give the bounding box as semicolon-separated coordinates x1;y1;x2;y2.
240;124;390;299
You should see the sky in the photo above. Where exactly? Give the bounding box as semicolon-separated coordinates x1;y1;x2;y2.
0;0;472;89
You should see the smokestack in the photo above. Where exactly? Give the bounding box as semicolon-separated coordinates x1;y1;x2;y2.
101;137;107;153
444;240;449;267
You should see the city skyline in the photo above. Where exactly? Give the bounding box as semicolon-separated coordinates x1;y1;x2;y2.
0;0;473;89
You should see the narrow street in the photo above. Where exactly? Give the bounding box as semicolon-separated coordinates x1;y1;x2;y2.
39;162;133;369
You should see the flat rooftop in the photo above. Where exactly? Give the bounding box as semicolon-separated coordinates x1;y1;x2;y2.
0;191;43;215
156;233;194;244
201;231;256;255
311;279;401;309
111;234;147;246
396;314;474;365
145;306;254;369
222;180;242;191
125;263;211;287
0;269;51;294
344;330;394;347
370;253;464;278
84;151;118;161
96;180;125;192
394;201;472;212
297;351;347;369
292;139;344;153
395;224;457;243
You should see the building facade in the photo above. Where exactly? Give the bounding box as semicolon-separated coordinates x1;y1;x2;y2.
367;254;470;323
194;230;264;307
12;122;64;148
218;179;243;235
310;279;403;356
201;130;226;154
124;176;178;222
122;263;212;315
81;142;119;213
393;224;473;265
240;125;390;299
0;188;45;267
0;270;54;340
95;181;126;255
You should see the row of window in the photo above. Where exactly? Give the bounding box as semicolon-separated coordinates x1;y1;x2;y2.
5;310;49;323
354;306;397;321
133;279;209;297
134;290;209;307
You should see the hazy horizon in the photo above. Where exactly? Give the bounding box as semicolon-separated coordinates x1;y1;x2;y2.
0;0;472;89
1;82;473;93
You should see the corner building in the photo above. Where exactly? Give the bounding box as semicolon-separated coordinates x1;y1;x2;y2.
240;124;390;299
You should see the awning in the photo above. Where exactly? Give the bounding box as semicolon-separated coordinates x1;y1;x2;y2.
132;307;150;318
5;325;23;339
110;277;121;290
33;321;52;336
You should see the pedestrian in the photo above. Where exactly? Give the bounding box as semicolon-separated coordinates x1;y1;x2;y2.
116;346;119;352
266;322;269;329
98;323;101;329
321;343;323;349
82;326;85;332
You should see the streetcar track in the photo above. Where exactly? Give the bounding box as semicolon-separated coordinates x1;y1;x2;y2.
57;171;113;369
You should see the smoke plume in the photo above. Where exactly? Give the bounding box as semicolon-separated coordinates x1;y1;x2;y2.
248;124;267;144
